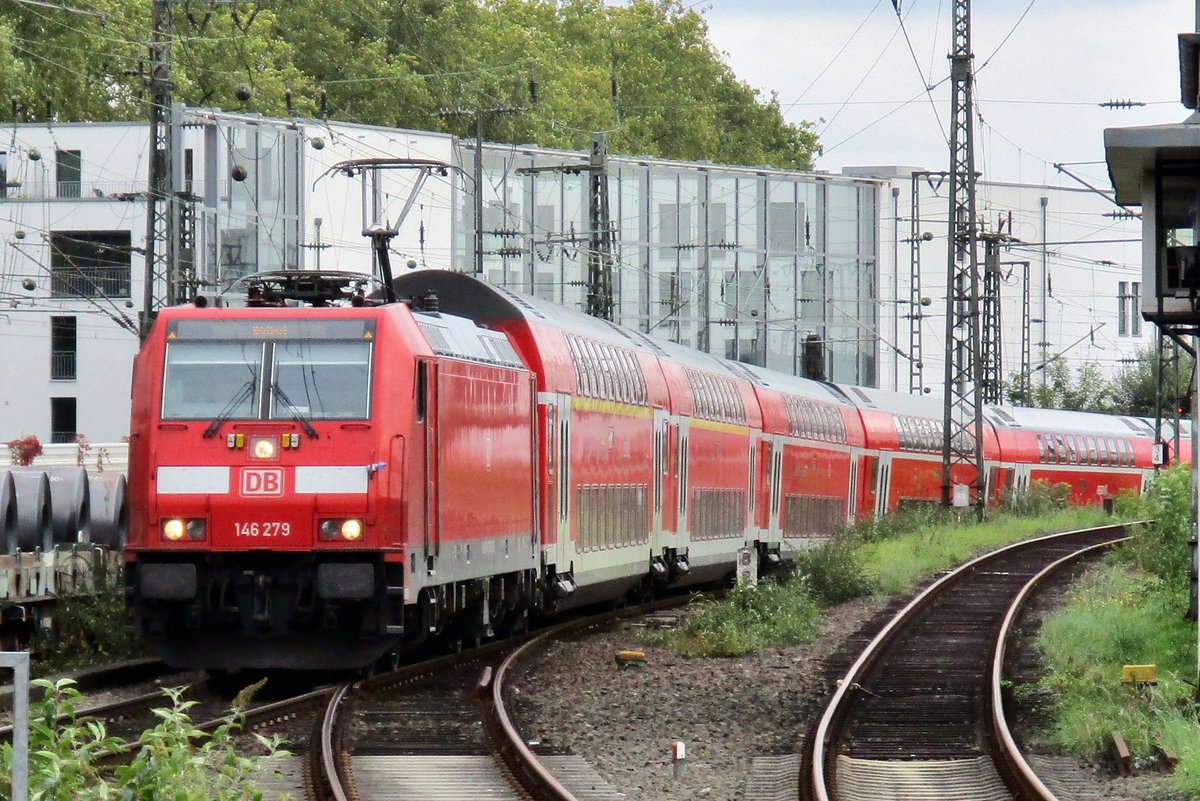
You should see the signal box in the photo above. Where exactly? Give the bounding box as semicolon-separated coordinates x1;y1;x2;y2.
1105;34;1200;328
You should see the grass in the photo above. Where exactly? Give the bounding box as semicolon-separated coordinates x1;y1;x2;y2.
1037;562;1200;791
658;577;821;657
861;506;1112;595
656;484;1113;658
1034;465;1200;796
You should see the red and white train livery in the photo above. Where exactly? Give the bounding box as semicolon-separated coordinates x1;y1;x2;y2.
124;269;1169;670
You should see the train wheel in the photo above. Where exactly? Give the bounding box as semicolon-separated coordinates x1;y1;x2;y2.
371;649;401;676
499;609;529;637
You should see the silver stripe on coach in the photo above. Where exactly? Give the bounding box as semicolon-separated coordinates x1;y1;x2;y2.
157;466;230;495
294;466;369;494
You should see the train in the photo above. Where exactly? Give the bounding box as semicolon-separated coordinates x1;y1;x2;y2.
124;267;1179;671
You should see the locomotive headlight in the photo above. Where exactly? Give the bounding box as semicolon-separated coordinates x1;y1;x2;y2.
163;519;185;541
162;518;206;542
340;519;363;540
319;518;364;541
250;436;278;460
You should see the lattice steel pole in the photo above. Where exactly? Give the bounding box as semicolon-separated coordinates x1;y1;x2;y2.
587;133;615;320
1019;261;1032;403
941;0;985;517
980;233;1003;404
141;0;176;339
909;175;926;394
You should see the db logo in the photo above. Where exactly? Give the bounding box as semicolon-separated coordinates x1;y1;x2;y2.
241;468;284;496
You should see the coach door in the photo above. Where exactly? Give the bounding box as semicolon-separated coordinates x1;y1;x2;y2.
551;394;572;573
1011;463;1032;496
874;453;892;518
652;409;668;537
847;451;860;526
418;360;440;565
676;418;691;543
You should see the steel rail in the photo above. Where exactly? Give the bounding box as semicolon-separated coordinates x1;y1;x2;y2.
491;626;583;801
809;523;1128;801
989;534;1128;800
320;682;355;801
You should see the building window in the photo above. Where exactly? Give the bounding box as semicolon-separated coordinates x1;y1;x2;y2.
56;149;81;198
1117;281;1127;336
50;231;131;298
50;397;76;444
50;316;76;380
768;202;798;252
0;151;7;199
1118;281;1142;337
1131;282;1142;336
658;203;692;256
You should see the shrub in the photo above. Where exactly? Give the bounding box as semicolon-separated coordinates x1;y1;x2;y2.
792;534;876;606
5;435;42;466
851;503;959;543
1112;464;1192;590
1001;479;1070;517
665;578;820;657
32;571;150;676
0;678;290;800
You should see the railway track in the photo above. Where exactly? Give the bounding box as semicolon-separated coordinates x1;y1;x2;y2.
311;613;658;801
808;524;1128;801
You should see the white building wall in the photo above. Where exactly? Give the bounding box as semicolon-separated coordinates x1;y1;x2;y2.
0;115;452;445
849;165;1148;397
0;124;149;441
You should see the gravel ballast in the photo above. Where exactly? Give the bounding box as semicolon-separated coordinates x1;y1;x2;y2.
509;595;1174;801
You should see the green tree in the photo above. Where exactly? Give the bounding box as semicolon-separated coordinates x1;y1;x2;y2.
1110;344;1192;418
1005;359;1116;413
0;0;819;169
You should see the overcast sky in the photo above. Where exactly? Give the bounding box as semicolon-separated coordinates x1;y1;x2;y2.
700;0;1195;189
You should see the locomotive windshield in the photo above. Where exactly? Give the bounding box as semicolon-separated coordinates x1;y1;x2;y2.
160;318;374;421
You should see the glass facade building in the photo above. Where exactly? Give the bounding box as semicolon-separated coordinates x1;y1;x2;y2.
456;144;880;385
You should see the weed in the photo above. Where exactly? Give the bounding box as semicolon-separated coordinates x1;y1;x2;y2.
792;534;875;606
664;578;820;657
0;678;291;800
32;571;150;676
1036;466;1200;797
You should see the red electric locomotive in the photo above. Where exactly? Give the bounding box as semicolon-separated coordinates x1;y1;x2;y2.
126;267;1164;672
126;272;540;670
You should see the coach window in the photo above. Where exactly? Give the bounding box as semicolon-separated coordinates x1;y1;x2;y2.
1086;436;1098;465
570;338;588;395
1035;434;1045;463
630;353;647;403
1115;438;1127;466
162;341;263;419
1096;437;1108;465
1052;434;1066;464
620;355;634;403
271;340;371;419
581;340;601;397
